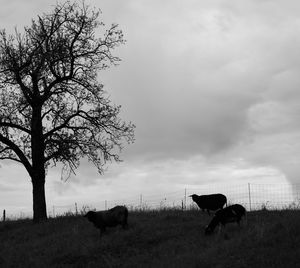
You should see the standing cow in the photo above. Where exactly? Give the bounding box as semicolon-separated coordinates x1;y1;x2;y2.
190;193;227;215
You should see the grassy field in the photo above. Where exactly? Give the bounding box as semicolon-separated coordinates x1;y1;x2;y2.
0;209;300;267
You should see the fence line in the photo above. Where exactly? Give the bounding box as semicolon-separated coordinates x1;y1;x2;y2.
47;182;300;217
2;183;300;220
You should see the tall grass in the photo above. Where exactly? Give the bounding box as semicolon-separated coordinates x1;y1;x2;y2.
0;209;300;267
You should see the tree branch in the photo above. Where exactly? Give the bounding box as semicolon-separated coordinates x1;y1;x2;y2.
0;121;31;134
0;133;32;176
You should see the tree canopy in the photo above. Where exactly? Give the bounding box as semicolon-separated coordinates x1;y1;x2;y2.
0;1;135;221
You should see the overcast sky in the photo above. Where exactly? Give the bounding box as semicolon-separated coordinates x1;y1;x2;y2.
1;0;300;215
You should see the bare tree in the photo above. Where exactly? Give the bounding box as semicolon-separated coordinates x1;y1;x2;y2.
0;1;135;222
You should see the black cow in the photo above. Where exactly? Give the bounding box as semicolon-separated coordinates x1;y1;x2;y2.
84;205;128;237
190;193;227;215
205;204;246;235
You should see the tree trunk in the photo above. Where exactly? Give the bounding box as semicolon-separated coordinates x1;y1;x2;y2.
31;105;47;222
32;178;47;222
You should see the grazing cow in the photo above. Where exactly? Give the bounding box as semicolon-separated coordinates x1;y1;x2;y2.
190;193;227;215
205;204;246;235
84;205;128;237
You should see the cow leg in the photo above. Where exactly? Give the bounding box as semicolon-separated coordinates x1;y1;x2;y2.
217;224;223;235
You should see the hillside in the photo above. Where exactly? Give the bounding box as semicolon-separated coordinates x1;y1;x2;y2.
0;209;300;267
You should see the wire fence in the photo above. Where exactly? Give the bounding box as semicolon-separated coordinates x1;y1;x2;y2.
46;182;300;218
2;182;300;220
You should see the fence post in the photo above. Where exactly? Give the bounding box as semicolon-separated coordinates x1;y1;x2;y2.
140;194;143;211
184;188;187;210
75;203;78;215
248;183;252;211
3;209;5;222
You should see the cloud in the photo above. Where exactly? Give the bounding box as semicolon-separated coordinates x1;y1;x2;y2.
98;0;300;186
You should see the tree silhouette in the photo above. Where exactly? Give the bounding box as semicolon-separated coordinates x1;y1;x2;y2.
0;1;135;222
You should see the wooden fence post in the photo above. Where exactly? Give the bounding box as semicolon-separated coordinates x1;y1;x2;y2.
75;203;78;215
3;209;5;222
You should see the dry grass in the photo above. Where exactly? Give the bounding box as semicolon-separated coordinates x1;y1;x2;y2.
0;209;300;267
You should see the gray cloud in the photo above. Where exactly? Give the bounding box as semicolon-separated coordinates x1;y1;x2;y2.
98;0;300;185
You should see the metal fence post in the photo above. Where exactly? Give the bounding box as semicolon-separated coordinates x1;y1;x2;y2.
140;194;143;211
184;188;187;210
248;183;252;211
